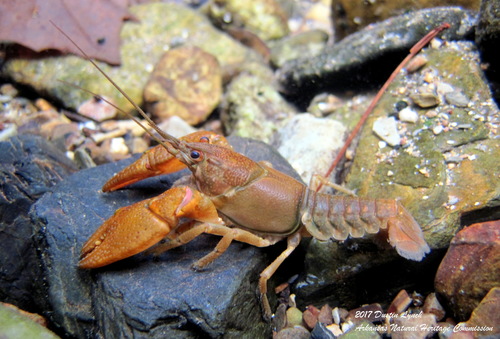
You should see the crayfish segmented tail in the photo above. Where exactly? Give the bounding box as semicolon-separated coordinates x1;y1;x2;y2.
301;193;430;261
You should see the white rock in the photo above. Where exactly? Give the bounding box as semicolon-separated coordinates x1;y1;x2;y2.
372;116;401;146
272;113;347;184
398;107;419;123
156;116;196;138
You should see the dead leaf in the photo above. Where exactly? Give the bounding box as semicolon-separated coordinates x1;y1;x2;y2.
0;0;133;65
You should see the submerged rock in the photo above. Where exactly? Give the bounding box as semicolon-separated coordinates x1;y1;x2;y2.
278;7;476;102
30;136;300;338
221;71;297;142
331;0;481;40
207;0;289;41
345;41;499;249
144;46;222;125
435;220;500;321
0;135;77;312
272;113;347;184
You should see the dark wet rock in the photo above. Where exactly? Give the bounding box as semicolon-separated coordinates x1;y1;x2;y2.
294;237;443;315
0;135;77;312
311;321;335;339
30;136;300;338
278;7;476;103
434;220;500;321
476;0;500;67
331;0;480;40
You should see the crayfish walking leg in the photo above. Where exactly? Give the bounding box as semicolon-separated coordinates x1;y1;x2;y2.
259;232;302;321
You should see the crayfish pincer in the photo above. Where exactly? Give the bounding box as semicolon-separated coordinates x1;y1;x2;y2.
79;130;430;320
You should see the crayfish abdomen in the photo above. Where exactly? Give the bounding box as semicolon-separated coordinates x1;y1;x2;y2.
302;193;430;261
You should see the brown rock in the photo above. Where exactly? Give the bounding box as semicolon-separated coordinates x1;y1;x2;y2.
388;290;412;315
318;304;333;325
423;293;445;321
435;220;500;321
303;304;320;330
144;46;222;125
77;96;117;121
461;287;500;338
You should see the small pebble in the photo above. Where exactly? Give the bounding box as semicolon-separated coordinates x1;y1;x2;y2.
303;305;320;330
286;307;303;327
398;107;419;123
411;88;440;108
445;91;469;107
373;116;401;146
423;293;446;321
0;83;18;97
109;137;129;156
0;123;17;141
425;110;438;118
78;96;118;121
436;82;454;96
318;304;333;325
326;323;343;337
433;125;444;135
406;55;428;73
387;289;412;314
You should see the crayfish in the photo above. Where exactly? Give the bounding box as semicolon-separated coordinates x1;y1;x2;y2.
79;124;430;320
52;23;430;321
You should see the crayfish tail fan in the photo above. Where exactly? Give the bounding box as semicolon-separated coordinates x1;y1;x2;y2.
387;202;430;261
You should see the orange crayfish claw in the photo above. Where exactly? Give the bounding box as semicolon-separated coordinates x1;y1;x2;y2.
79;186;221;269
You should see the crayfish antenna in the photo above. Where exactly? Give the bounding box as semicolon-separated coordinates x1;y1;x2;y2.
50;20;181;156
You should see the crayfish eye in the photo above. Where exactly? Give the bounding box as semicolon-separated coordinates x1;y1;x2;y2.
199;136;210;143
190;150;201;159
